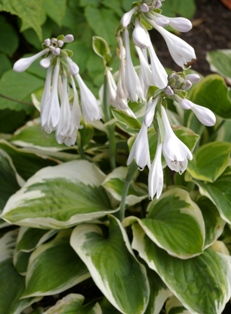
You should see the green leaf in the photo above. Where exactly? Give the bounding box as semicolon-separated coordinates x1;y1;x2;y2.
10;120;69;151
102;167;148;206
0;140;58;180
23;230;89;297
13;250;30;275
42;0;66;26
44;294;102;314
16;227;56;252
0;230;39;314
84;7;119;45
187;142;231;182
161;0;196;19
0;16;18;57
112;109;141;130
196;197;226;248
124;188;205;258
166;296;191;314
0;53;11;77
0;69;44;113
92;36;111;65
173;126;200;152
0;109;28;133
1;0;43;40
188;74;231;119
70;216;150;314
194;166;231;224
206;50;231;83
132;225;231;314
0;149;22;212
2;160;117;229
145;267;172;314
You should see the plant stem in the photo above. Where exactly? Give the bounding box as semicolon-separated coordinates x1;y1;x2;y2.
119;161;137;221
103;73;116;169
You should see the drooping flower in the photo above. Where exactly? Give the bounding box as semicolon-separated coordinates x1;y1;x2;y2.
175;96;216;127
148;140;163;199
75;74;101;123
127;123;151;170
121;6;138;27
13;48;49;72
132;19;150;49
161;105;192;173
144;96;160;127
148;19;196;68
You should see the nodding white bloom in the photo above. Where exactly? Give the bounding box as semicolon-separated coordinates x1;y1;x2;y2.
175;96;216;127
161;105;192;174
132;19;150;49
41;60;61;133
13;48;49;72
144;96;160;127
148;141;163;199
13;34;101;146
148;19;196;68
135;46;154;94
124;28;145;101
75;74;101;123
106;68;117;105
121;6;138;27
127;123;151;170
147;41;168;88
167;17;192;33
186;73;201;84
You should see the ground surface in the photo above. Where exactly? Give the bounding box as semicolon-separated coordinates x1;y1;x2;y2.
153;0;231;75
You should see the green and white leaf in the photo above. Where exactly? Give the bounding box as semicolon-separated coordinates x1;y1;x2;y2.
2;160;117;229
23;230;89;297
194;166;231;224
0;140;58;180
145;267;172;314
196;197;226;248
187;142;231;182
16;227;57;252
70;216;150;314
166;296;191;314
102;167;148;206
124;189;205;258
44;294;102;314
0;230;39;314
0;150;23;223
132;224;231;314
206;50;231;84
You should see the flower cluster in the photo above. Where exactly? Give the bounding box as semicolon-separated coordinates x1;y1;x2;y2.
13;35;101;146
117;1;216;199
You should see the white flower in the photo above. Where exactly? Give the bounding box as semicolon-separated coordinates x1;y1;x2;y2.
149;19;196;68
144;96;160;127
41;61;61;133
121;7;138;27
124;28;145;101
40;54;53;69
175;96;216;126
135;46;154;94
127;123;151;170
56;76;71;138
161;105;192;173
167;17;192;32
132;19;150;49
64;34;74;43
147;43;168;88
66;57;79;75
75;74;101;123
13;48;49;72
40;66;52;112
186;73;201;84
106;69;117;105
148;141;163;199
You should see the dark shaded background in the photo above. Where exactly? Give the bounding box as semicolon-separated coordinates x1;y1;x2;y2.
153;0;231;76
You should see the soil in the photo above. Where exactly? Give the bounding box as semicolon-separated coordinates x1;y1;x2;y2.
152;0;231;76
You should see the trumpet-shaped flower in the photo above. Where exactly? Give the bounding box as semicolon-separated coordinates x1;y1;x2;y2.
149;19;196;68
127;123;151;170
41;61;61;133
144;96;160;127
161;106;192;173
75;74;101;123
121;7;138;27
13;48;49;72
132;19;150;49
175;96;216;126
148;141;163;199
124;28;145;101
